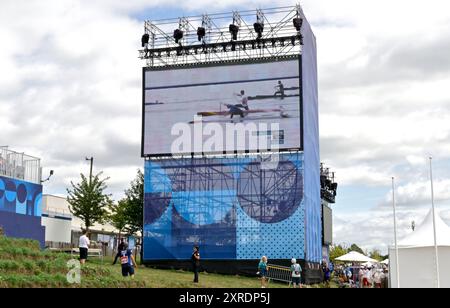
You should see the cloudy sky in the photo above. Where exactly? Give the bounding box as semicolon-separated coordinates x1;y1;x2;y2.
1;0;450;253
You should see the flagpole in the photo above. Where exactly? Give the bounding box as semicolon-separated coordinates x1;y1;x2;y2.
392;177;400;288
429;157;440;288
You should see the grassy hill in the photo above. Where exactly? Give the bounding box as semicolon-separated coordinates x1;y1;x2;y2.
0;236;144;288
0;236;331;288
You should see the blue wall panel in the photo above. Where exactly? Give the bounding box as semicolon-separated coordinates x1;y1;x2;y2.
301;12;322;263
144;153;305;261
0;175;45;247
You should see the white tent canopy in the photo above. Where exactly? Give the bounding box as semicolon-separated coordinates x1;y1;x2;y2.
389;209;450;288
336;251;378;263
397;210;450;247
381;259;389;265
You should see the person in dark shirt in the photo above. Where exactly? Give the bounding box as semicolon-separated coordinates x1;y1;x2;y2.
112;238;126;265
119;243;137;278
274;81;285;99
192;246;200;283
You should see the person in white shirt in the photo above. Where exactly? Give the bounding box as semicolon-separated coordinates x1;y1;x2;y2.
290;258;302;288
79;230;90;264
234;90;249;111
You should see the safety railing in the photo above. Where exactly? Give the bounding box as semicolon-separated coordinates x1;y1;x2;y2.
266;264;293;285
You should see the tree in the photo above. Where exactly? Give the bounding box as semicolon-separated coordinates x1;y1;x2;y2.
350;243;365;255
108;199;129;251
67;172;112;232
369;249;384;262
122;169;144;262
330;245;348;262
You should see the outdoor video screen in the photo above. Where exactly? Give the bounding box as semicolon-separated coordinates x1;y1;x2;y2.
142;58;301;156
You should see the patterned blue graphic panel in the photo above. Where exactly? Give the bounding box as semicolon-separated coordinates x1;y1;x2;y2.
0;175;45;247
0;175;43;217
144;153;305;261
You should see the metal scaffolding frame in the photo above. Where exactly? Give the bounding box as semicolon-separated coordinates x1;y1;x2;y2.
146;153;303;225
139;5;304;67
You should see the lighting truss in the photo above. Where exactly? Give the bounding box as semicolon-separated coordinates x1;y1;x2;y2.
139;5;305;67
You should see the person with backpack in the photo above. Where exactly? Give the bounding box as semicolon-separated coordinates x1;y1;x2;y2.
290;258;302;288
192;246;200;283
119;243;137;278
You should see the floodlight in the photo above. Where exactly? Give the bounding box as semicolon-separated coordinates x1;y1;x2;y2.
173;29;183;43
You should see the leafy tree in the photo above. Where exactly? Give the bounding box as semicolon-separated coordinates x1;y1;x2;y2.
67;172;112;232
121;169;144;262
369;249;384;262
350;243;365;255
108;199;129;250
122;169;144;235
330;245;348;262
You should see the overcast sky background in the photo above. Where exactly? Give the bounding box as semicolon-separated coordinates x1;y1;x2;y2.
1;0;450;254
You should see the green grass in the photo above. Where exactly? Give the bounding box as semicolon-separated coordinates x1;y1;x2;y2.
0;236;334;288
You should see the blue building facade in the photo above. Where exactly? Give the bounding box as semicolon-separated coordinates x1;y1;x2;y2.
0;175;45;247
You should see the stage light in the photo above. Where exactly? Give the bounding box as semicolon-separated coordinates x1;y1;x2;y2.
197;27;206;41
253;22;264;39
173;29;183;44
241;43;246;51
222;43;228;52
280;38;285;47
271;38;276;47
291;35;296;46
293;17;303;31
193;47;198;54
229;24;239;41
166;50;171;57
330;183;338;191
251;41;256;49
141;33;150;48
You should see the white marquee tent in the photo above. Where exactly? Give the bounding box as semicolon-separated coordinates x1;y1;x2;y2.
389;209;450;288
336;251;378;263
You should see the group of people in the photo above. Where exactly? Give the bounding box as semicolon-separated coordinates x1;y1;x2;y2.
79;231;138;279
335;264;388;288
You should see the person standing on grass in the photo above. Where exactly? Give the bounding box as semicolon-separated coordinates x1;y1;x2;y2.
79;230;90;265
112;238;126;265
120;243;137;278
257;256;269;288
322;262;331;287
290;258;302;288
192;246;200;283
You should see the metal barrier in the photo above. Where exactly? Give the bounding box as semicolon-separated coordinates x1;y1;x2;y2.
266;264;293;285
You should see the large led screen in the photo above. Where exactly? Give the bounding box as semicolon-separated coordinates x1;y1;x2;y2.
142;58;302;156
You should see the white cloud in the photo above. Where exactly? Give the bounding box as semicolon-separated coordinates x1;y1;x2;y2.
2;0;450;252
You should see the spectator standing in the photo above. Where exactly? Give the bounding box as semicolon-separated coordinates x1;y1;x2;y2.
322;262;331;287
192;246;200;283
373;269;383;288
257;256;269;288
79;230;90;265
290;258;302;288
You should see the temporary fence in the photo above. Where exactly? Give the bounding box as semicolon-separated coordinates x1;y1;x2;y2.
266;264;293;285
